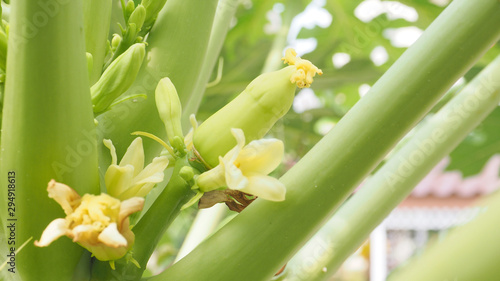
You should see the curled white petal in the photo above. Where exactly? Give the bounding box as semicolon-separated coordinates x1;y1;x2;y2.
47;180;80;215
119;197;145;224
98;223;127;248
71;224;96;243
34;218;68;247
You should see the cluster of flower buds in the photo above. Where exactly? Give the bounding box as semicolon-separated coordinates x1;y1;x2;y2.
91;43;145;115
140;0;168;35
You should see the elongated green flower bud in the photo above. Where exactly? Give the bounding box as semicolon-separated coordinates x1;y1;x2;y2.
193;48;322;167
111;34;122;52
125;0;135;21
141;0;168;34
129;4;146;31
155;77;184;145
91;43;146;114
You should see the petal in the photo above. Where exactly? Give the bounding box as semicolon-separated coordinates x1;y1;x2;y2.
125;182;156;198
223;158;248;191
105;164;135;199
34;218;68;247
71;224;98;243
103;139;118;165
237;139;284;175
196;158;227;192
240;175;286;201
118;197;145;226
98;223;127;248
223;128;246;163
132;156;169;185
119;137;144;176
231;128;246;148
47;180;81;215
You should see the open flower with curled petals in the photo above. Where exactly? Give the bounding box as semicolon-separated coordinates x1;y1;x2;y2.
196;128;286;201
35;180;144;261
104;137;169;200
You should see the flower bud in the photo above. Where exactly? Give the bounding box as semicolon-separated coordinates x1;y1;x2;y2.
125;0;135;21
193;48;322;167
91;43;146;114
128;5;146;31
141;0;168;33
111;34;122;52
179;166;195;182
155;77;184;144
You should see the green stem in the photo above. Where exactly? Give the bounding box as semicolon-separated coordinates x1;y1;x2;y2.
0;0;99;280
83;0;112;84
181;0;239;130
91;157;194;280
284;54;500;281
152;1;500;280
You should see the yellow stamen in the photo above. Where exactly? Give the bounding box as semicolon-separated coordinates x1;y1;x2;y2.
282;48;322;88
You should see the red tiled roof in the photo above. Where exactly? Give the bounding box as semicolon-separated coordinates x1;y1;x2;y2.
411;155;500;198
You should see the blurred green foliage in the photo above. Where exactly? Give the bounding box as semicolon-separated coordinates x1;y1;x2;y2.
198;0;500;176
145;0;500;272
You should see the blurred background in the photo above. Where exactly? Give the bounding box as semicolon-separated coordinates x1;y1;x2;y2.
145;0;500;280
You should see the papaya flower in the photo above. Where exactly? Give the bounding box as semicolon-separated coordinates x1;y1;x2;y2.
104;137;169;200
35;180;144;261
196;128;286;201
193;48;322;167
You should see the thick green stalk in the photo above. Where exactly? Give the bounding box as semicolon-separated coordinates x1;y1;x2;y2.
91;157;194;280
96;0;218;166
181;0;239;130
389;190;500;280
153;1;500;280
0;1;99;280
284;54;500;281
83;0;112;84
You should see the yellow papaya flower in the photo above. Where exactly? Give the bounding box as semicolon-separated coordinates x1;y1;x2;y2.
35;180;144;261
196;128;286;201
104;137;169;200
